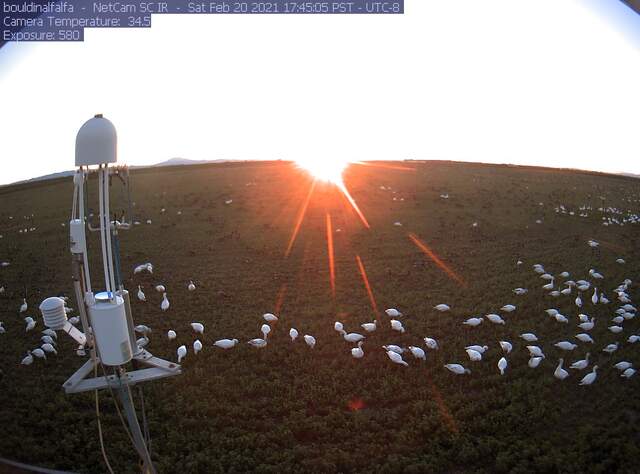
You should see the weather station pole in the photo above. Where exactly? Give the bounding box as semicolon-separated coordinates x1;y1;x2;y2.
38;115;180;473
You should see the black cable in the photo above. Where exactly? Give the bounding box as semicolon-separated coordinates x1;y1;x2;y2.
100;361;136;447
138;386;151;449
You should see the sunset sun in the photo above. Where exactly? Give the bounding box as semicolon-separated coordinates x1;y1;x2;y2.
295;158;350;185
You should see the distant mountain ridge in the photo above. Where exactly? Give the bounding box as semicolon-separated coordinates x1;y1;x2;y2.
5;158;233;186
151;158;233;167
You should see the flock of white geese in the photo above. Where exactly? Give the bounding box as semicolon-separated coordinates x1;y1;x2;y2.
2;239;637;387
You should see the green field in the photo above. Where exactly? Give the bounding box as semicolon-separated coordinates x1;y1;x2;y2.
1;161;640;473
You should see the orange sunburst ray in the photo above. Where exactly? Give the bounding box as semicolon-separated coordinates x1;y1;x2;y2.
274;284;288;314
408;233;466;287
285;180;317;257
326;213;336;298
427;378;460;435
351;161;416;172
337;181;370;229
355;255;379;316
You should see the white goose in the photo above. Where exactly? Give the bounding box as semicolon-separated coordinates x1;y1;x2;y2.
248;338;268;349
190;322;204;334
528;357;543;368
499;341;513;354
167;330;177;340
25;317;36;332
463;317;483;327
385;308;403;318
343;332;365;343
527;346;545;358
21;351;33;366
554;359;569;380
137;286;146;301
261;324;271;339
20;298;27;313
263;313;278;323
575;333;594;344
434;304;450;312
41;343;57;355
554;314;569;324
486;314;505;325
408;346;426;360
579;366;598;385
188;281;196;291
160;293;170;311
303;335;316;348
578;318;595;331
32;348;46;360
289;328;298;342
444;364;470;375
554;341;577;351
193;339;203;355
177;345;187;362
351;341;364;359
361;321;377;332
466;349;482;361
621;368;636;379
135;325;152;335
387;351;408;366
390;319;405;333
614;361;632;371
423;337;439;350
570;353;590;370
383;345;404;354
498;357;507;375
214;339;239;349
465;345;488;353
578;314;590;323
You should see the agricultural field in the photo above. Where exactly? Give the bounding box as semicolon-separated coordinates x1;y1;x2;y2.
1;160;640;473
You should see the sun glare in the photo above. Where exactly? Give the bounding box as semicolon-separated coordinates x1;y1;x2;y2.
295;158;350;185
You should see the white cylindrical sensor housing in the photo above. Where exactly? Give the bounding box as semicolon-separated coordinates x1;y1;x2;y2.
75;114;117;166
88;292;133;366
39;297;68;330
69;219;86;254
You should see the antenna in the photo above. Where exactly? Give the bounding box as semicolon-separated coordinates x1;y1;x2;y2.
39;115;181;473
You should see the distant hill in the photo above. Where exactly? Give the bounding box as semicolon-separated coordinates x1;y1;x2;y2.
4;158;235;186
152;158;234;167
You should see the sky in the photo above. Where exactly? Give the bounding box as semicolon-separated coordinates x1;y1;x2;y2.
0;0;639;185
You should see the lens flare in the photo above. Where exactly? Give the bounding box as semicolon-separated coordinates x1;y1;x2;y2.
294;159;370;229
295;158;349;185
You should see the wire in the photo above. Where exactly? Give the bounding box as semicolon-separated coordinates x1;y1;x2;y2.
103;167;116;294
100;361;137;448
71;175;78;220
78;168;92;292
98;166;111;294
138;386;151;448
92;350;115;474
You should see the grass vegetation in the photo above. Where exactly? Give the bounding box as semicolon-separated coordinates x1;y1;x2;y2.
1;161;639;473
